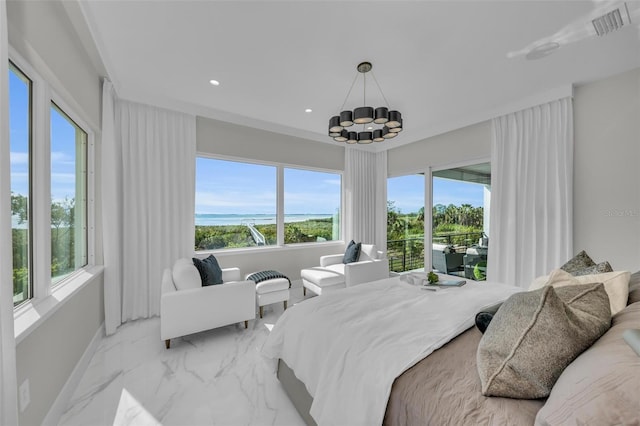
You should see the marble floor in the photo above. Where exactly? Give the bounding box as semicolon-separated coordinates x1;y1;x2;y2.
58;287;308;426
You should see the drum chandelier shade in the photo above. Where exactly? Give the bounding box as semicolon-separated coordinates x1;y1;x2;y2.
328;61;403;144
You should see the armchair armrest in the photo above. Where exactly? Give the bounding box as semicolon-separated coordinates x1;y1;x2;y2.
344;258;390;287
222;267;241;282
320;254;344;267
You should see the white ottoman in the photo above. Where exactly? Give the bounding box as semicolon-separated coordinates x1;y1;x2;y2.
301;266;345;296
246;272;290;318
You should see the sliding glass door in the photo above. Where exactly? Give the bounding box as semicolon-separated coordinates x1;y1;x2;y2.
431;162;490;280
387;174;424;273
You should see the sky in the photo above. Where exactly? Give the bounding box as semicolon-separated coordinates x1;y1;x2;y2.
195;158;341;215
388;174;485;214
9;67;79;204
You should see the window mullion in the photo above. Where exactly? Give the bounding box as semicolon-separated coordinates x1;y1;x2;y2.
31;81;52;299
425;168;433;272
276;166;284;246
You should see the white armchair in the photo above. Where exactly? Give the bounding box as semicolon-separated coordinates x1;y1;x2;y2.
160;258;255;349
301;244;389;296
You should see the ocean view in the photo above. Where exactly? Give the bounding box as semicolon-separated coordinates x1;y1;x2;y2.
195;213;334;226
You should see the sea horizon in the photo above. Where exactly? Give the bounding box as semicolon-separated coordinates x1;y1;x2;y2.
195;213;334;226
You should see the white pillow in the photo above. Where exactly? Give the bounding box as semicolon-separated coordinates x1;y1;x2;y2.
360;244;378;261
172;258;201;291
529;269;630;315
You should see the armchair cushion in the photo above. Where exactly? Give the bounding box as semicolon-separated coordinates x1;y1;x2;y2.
172;258;201;291
193;255;223;286
360;244;379;261
343;240;361;264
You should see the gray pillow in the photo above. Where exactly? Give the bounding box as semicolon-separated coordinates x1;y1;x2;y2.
477;283;611;399
571;260;613;276
192;255;223;286
343;240;361;264
560;250;596;274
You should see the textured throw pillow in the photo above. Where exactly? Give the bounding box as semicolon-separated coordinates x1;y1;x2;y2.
571;260;613;276
192;255;223;286
477;284;611;399
529;268;630;315
535;302;640;425
474;302;503;334
343;240;361;264
560;250;596;274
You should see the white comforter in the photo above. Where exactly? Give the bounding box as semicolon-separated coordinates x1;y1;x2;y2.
262;276;522;426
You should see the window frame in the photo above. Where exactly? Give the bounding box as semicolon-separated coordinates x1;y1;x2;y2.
9;47;97;326
195;153;344;252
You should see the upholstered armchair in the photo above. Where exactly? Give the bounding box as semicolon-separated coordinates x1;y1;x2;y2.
160;258;255;349
301;243;389;296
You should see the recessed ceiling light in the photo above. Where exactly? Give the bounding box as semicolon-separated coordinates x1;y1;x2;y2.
209;79;220;86
305;108;313;113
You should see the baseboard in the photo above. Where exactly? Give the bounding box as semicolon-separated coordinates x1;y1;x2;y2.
42;322;105;426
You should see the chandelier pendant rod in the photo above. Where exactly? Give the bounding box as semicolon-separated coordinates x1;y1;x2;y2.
339;72;359;113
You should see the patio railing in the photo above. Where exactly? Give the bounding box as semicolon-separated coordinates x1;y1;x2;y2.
387;231;485;273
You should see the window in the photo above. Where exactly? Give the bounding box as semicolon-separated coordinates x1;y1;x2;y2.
284;168;341;244
195;157;342;250
432;162;490;280
387;174;425;273
50;103;88;283
8;55;94;310
9;63;32;306
195;157;277;250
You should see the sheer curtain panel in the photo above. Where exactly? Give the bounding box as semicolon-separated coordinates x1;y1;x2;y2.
345;148;387;251
102;82;196;334
487;97;573;288
0;0;19;422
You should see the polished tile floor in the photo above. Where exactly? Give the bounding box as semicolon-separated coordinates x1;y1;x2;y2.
58;287;308;426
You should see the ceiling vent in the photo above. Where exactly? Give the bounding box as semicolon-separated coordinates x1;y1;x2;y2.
592;3;632;36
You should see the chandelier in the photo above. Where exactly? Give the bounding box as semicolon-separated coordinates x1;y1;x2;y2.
328;61;403;144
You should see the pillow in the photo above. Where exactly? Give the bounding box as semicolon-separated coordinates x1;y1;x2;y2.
172;258;202;291
342;240;361;264
529;268;630;315
477;283;611;399
628;270;640;305
560;250;596;274
192;255;223;286
535;302;640;425
571;260;613;276
359;244;378;261
474;302;503;334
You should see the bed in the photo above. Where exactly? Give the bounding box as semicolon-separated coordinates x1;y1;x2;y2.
262;271;640;426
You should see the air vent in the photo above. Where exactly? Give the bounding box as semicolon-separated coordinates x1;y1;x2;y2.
592;3;632;36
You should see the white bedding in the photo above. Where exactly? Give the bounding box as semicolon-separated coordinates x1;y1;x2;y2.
262;276;522;426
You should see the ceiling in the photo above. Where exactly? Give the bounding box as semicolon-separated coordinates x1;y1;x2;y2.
76;0;640;150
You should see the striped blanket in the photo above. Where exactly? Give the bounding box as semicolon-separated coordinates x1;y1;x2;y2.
246;270;291;288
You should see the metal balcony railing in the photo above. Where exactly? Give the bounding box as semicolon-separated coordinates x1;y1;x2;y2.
387;231;485;273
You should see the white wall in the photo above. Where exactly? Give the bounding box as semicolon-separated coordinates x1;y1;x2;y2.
387;121;491;176
7;2;105;425
573;68;640;271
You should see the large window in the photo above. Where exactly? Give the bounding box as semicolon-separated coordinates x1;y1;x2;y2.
195;157;342;250
50;103;88;283
387;174;425;273
195;158;277;250
9;63;32;306
284;168;340;244
8;56;93;308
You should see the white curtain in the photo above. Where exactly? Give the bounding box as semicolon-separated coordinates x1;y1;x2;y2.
102;82;196;334
344;148;387;251
487;97;573;288
0;0;19;423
